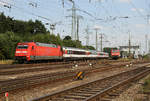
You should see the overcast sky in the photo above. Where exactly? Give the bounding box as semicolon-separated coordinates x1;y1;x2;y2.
0;0;150;53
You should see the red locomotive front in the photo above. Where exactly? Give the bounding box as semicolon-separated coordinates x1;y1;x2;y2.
15;42;33;61
111;49;120;59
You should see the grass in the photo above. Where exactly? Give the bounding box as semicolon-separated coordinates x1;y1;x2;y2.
0;60;14;64
143;54;150;61
134;98;144;101
133;76;150;101
134;98;143;101
142;76;150;93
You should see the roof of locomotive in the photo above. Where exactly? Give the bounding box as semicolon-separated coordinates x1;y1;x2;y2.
35;42;57;48
17;42;58;48
17;42;35;46
111;49;120;52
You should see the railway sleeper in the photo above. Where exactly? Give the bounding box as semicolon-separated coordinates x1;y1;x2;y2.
100;98;112;101
107;93;120;96
104;94;117;99
67;93;92;97
82;87;104;91
78;89;100;93
49;98;78;101
63;95;87;100
73;91;96;94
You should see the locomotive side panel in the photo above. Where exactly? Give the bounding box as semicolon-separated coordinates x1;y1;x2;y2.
30;43;63;60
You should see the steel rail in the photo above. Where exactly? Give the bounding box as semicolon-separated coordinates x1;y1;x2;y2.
85;67;150;101
0;60;140;75
0;59;134;70
0;62;117;94
29;65;150;101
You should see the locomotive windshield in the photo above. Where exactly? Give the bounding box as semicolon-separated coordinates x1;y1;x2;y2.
17;45;28;49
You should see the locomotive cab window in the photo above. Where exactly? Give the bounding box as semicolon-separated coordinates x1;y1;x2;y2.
17;45;28;49
112;50;119;52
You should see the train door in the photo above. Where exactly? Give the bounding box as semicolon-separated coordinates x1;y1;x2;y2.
31;45;36;61
59;46;63;59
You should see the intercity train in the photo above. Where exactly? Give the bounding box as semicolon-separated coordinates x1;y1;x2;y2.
15;42;109;62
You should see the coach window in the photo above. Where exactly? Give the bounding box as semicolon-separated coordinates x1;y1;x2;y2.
67;50;72;54
73;51;86;55
70;50;72;54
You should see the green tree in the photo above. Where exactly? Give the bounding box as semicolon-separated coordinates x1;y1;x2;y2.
0;13;14;33
0;32;21;59
63;36;72;40
84;46;95;50
0;13;47;35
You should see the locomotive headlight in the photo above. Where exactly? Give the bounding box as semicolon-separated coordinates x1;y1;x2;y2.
16;51;21;53
22;51;27;53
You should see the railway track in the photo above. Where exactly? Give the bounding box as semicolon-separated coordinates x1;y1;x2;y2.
0;60;144;76
29;64;150;101
0;62;92;75
0;61;73;70
0;59;133;70
0;61;135;94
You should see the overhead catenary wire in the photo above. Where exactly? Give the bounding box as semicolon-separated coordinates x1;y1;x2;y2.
144;0;150;13
127;0;145;18
85;1;121;49
0;0;52;22
63;0;102;20
99;3;125;34
0;0;147;47
110;0;129;34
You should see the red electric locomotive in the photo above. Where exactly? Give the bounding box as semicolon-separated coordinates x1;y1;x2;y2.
111;49;120;59
15;42;63;62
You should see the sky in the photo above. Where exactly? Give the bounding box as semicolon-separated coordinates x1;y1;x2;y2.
0;0;150;53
